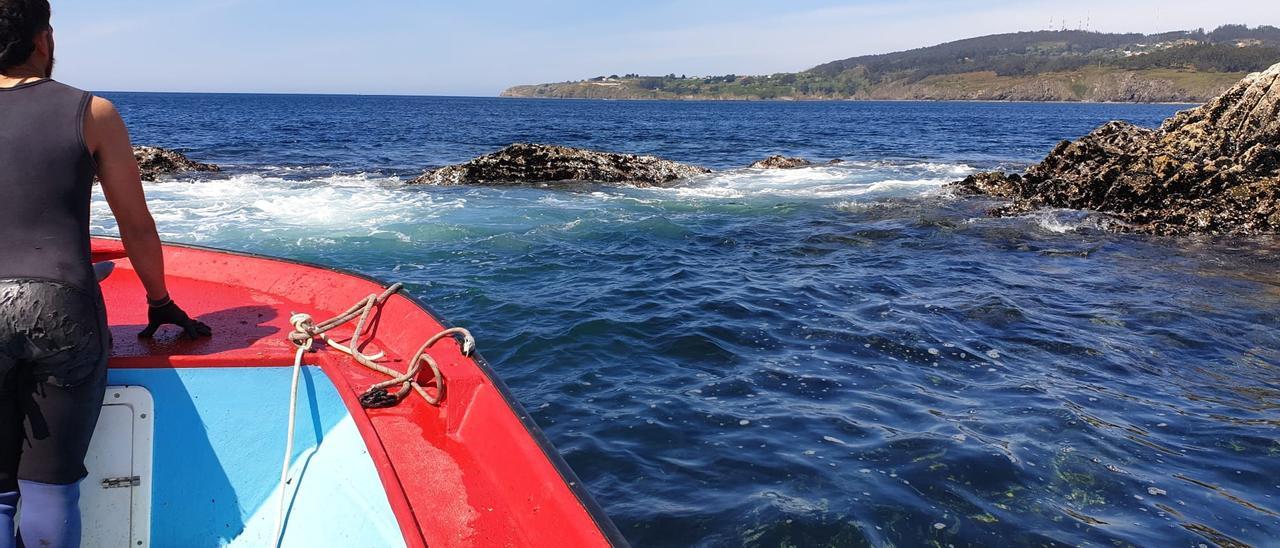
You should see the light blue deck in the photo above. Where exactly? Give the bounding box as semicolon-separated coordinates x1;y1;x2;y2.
107;367;405;547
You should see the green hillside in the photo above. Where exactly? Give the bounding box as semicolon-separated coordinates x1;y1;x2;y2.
502;25;1280;102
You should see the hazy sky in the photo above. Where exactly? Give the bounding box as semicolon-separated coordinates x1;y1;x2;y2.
50;0;1280;96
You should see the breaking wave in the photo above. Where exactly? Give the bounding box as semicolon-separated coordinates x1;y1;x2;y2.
658;162;974;200
92;160;978;244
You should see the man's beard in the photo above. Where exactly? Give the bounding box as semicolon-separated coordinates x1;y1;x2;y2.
45;36;55;77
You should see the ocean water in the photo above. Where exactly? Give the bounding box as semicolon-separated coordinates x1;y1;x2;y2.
97;94;1280;547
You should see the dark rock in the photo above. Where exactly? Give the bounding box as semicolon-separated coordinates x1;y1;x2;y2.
133;146;219;181
411;143;710;187
949;62;1280;235
953;171;1024;198
749;155;813;169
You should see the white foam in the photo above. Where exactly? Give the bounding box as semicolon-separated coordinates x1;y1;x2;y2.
657;162;971;201
92;173;467;242
838;159;978;177
91;160;979;243
1025;209;1124;234
1035;213;1081;234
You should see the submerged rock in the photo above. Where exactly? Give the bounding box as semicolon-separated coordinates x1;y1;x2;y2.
133;146;219;181
411;143;710;187
749;155;813;169
951;61;1280;235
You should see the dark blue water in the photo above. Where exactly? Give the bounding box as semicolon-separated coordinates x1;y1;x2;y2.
98;94;1280;547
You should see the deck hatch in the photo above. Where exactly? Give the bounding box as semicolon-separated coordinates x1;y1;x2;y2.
81;386;154;548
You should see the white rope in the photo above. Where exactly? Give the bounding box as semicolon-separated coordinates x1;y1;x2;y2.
275;314;314;547
273;290;477;545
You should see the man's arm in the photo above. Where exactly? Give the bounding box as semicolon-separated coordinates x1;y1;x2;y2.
84;96;211;339
84;96;168;301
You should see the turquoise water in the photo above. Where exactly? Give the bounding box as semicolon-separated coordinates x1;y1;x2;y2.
97;95;1280;546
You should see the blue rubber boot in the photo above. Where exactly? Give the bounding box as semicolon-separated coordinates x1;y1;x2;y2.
0;490;16;548
16;480;80;548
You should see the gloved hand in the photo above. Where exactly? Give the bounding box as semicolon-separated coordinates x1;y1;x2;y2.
138;295;213;339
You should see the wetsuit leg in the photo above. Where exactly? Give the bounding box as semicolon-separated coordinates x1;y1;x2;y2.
16;480;80;548
10;359;105;548
0;279;110;486
0;279;111;546
15;351;107;487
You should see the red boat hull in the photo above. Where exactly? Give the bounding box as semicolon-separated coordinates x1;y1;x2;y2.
91;237;622;547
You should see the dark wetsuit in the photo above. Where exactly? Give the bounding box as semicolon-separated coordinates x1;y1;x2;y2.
0;79;109;490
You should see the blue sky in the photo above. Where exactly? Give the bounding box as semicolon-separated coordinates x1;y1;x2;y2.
50;0;1280;96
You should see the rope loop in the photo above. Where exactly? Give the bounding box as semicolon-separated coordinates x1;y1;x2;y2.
284;284;474;409
409;351;445;405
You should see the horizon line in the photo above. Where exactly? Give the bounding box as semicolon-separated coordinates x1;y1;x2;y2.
94;89;495;99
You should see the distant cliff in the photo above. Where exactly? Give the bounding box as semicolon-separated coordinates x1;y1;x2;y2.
502;25;1280;103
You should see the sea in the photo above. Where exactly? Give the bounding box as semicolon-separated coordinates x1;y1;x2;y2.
96;94;1280;547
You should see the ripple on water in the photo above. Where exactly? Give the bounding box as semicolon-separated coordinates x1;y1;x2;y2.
90;121;1280;546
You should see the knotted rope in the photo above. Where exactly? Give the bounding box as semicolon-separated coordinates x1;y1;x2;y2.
275;283;475;546
285;282;475;407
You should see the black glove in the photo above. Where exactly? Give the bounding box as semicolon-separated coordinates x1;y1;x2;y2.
138;296;213;340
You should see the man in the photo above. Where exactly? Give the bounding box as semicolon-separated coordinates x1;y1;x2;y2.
0;1;211;546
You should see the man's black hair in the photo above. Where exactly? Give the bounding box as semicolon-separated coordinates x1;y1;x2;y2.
0;0;51;72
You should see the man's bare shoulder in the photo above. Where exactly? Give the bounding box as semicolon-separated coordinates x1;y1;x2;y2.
87;95;121;121
83;95;128;148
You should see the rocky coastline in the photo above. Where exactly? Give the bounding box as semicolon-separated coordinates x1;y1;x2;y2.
123;63;1280;238
133;146;219;181
501;69;1244;104
411;143;710;187
951;61;1280;236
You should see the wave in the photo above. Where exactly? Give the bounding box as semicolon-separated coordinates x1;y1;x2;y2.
89;160;978;246
1023;208;1126;234
657;162;975;201
90;172;466;243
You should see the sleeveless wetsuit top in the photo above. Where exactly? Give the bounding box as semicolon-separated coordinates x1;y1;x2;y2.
0;79;97;292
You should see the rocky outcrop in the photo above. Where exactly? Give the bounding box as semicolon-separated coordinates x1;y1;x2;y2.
749;155;813;169
952;62;1280;235
133;146;219;181
411;143;710;187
